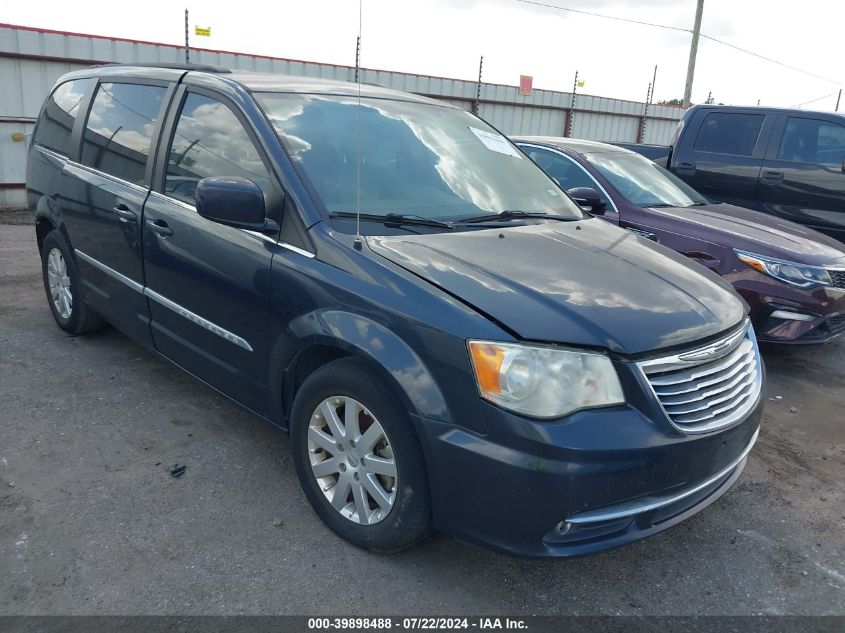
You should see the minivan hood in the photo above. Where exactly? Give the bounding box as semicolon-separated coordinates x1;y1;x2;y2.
368;219;746;355
648;203;845;266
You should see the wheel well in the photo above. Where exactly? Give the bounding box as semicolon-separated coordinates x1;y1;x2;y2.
35;218;54;252
281;344;420;428
283;345;351;420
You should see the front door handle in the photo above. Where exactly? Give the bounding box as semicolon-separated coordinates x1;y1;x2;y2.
762;170;784;185
146;218;173;237
676;161;696;175
113;204;137;223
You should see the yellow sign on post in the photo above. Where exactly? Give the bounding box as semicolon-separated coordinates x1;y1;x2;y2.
576;80;585;88
195;26;211;37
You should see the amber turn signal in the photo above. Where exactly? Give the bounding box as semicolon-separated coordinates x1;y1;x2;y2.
468;341;505;394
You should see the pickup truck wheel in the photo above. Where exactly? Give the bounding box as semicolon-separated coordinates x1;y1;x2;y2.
40;231;105;335
290;357;431;552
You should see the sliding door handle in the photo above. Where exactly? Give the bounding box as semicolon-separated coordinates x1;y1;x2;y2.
113;204;137;223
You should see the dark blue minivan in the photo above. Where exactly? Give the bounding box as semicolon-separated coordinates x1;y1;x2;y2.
27;64;763;557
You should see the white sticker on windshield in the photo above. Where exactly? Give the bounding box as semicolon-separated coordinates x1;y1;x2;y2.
469;127;523;159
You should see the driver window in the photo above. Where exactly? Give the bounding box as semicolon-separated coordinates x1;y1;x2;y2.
523;146;607;203
166;92;271;205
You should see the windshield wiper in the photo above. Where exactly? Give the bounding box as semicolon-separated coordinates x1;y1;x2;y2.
641;203;677;208
454;210;578;224
330;212;454;229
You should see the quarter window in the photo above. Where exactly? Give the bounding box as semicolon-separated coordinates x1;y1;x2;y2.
165;93;270;205
694;112;764;157
777;117;845;169
80;83;167;186
33;79;93;156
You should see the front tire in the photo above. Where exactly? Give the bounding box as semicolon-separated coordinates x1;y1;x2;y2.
40;230;105;335
290;357;432;552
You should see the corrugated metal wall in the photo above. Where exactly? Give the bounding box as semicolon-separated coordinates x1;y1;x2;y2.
1;56;88;206
0;23;685;207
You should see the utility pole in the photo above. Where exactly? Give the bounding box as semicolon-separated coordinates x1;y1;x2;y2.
683;0;704;107
184;8;190;64
473;55;484;115
837;89;842;112
175;138;200;167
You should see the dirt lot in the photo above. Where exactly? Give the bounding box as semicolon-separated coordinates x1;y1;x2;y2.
1;217;843;615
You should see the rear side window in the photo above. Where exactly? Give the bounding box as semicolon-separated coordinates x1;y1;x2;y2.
80;83;167;186
694;112;764;156
164;92;270;205
33;78;92;156
778;117;845;169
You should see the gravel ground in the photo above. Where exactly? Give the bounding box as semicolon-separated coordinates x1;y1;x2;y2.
0;219;843;615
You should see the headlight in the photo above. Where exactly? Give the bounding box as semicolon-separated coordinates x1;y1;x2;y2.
735;250;831;288
467;341;625;418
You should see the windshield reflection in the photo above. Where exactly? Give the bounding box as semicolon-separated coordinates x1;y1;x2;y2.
585;151;709;208
258;93;583;226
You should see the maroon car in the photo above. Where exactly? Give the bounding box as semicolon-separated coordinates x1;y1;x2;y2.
514;137;845;344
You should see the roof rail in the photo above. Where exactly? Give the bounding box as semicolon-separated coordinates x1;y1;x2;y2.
94;62;231;73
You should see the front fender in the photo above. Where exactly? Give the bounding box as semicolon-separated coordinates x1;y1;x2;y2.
271;309;450;425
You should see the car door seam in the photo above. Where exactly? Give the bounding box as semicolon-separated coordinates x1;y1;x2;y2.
73;248;253;352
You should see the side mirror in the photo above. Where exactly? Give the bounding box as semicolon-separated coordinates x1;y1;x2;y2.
567;187;607;215
196;177;268;230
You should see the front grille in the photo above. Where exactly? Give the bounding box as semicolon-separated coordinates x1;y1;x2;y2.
638;322;762;434
829;269;845;290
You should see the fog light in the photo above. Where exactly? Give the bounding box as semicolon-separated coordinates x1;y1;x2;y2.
555;520;571;536
770;309;816;322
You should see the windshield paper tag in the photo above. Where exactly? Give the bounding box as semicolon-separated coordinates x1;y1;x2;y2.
469;127;523;159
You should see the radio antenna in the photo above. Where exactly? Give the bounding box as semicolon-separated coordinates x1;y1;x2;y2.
353;0;363;251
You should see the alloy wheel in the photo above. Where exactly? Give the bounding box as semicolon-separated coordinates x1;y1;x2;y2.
47;248;72;319
307;396;397;525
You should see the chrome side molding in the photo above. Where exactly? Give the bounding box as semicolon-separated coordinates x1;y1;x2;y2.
74;249;253;352
143;288;253;352
74;249;144;294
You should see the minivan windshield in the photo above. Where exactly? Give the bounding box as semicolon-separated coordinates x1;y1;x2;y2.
257;93;585;226
584;151;709;208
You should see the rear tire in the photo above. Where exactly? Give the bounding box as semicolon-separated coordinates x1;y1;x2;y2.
290;357;432;552
40;230;105;335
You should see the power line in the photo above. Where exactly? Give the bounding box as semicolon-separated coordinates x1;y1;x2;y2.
698;34;840;85
515;0;688;33
514;0;841;86
790;91;840;109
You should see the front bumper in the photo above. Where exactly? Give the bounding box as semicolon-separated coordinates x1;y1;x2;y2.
755;311;845;344
729;270;845;344
413;394;763;558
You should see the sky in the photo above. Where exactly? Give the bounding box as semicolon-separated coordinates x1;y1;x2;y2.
2;0;843;111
